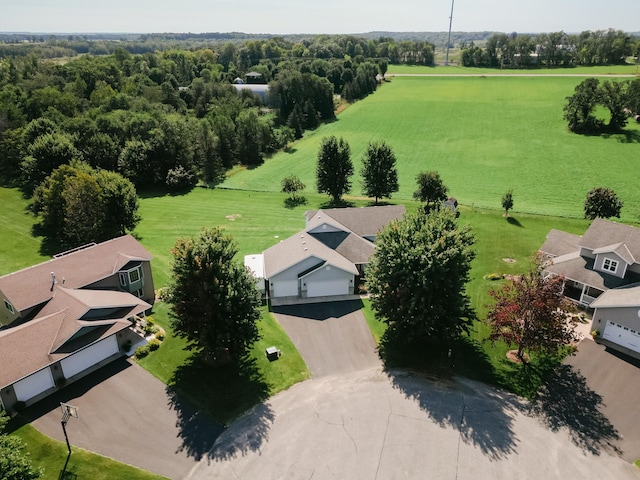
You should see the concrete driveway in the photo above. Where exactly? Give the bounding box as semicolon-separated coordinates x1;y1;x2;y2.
565;339;640;462
272;300;380;377
187;367;639;480
23;357;223;480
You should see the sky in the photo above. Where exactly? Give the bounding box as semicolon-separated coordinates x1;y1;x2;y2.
2;0;639;35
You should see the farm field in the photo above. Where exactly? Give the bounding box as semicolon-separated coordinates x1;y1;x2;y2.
387;64;640;75
223;75;640;222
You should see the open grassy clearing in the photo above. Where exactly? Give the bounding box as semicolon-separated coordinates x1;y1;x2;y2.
12;423;167;480
387;64;640;75
223;75;640;222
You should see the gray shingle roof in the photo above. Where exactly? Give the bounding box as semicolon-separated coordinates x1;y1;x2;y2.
539;229;582;257
306;205;405;238
590;283;640;308
580;218;640;262
546;253;640;291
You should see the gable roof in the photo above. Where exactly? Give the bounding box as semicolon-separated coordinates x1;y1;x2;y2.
0;235;153;313
590;283;640;309
546;252;640;291
580;219;640;263
264;230;359;278
591;243;635;265
306;205;405;238
539;229;582;257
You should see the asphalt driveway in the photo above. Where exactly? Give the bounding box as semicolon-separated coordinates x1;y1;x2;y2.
23;357;223;480
271;300;380;377
565;339;640;462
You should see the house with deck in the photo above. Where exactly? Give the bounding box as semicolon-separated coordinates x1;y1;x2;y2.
540;219;640;358
0;235;154;412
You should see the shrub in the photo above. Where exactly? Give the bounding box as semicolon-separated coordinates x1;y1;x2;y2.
135;344;150;359
484;273;503;281
148;339;161;351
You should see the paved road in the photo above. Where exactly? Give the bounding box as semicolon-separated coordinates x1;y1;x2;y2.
566;340;640;462
187;367;639;480
25;357;223;480
272;300;380;377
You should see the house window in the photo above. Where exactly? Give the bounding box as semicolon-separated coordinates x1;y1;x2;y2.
135;288;144;298
128;268;141;283
119;272;127;286
3;299;14;314
602;258;618;273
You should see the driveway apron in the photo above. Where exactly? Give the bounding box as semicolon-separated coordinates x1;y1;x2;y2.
271;300;380;377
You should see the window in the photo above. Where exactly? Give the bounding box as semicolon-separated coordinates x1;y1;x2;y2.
602;258;618;273
3;299;14;314
135;288;144;298
128;268;140;283
119;272;127;286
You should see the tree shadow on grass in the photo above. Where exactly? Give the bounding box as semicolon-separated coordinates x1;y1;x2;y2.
506;216;523;228
380;333;522;460
283;196;308;209
528;363;621;456
167;353;274;461
319;199;356;209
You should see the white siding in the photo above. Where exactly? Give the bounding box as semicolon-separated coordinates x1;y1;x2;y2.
61;336;119;379
14;368;55;402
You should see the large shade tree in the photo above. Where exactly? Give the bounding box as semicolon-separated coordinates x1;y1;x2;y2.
316;135;353;204
487;266;576;362
366;207;476;345
584;187;623;220
360;140;399;205
167;227;261;363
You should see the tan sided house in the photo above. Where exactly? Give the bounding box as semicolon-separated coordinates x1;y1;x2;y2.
0;235;154;412
250;205;405;305
540;218;640;359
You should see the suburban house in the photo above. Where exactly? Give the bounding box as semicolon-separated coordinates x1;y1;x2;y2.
0;235;155;412
253;205;405;305
540;218;640;358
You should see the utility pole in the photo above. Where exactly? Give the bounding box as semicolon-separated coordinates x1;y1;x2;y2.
445;0;455;66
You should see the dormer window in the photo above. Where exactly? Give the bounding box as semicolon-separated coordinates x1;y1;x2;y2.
3;299;14;314
602;258;618;273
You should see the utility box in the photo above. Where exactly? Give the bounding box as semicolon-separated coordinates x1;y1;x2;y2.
266;346;281;361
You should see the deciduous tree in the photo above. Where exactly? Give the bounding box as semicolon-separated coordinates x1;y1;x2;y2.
413;171;448;209
502;190;514;217
360;140;399;205
487;267;576;362
316;135;353;204
167;227;261;363
281;175;305;199
584;187;623;220
0;410;42;480
366;207;476;345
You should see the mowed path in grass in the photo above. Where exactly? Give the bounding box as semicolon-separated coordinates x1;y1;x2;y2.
223;75;640;222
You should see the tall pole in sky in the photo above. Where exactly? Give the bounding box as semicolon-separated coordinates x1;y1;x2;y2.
445;0;455;65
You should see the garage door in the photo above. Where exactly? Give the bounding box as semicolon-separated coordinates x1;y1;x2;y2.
61;335;119;379
14;368;55;402
307;279;350;298
273;280;298;298
603;321;640;353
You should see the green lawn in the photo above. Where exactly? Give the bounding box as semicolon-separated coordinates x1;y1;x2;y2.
13;423;167;480
222;75;640;223
387;64;640;75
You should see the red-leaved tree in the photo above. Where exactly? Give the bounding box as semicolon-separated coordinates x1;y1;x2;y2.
487;267;577;362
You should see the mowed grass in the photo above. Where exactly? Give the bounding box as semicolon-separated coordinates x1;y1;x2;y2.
387;64;640;75
12;424;167;480
223;75;640;222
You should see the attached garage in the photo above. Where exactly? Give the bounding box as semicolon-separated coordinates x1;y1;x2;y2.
14;367;55;402
603;321;640;354
303;265;353;298
273;280;299;298
307;279;351;297
61;335;119;379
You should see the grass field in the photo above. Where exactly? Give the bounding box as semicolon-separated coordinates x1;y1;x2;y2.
13;424;167;480
387;64;640;75
223;75;640;222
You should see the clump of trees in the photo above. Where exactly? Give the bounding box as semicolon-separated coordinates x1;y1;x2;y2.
166;227;262;364
461;29;636;68
0;410;42;480
564;77;640;134
366;207;476;347
584;187;623;220
32;162;140;248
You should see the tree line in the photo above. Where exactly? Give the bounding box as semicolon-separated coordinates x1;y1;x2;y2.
461;29;639;68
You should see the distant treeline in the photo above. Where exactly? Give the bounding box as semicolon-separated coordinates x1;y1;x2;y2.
461;29;640;68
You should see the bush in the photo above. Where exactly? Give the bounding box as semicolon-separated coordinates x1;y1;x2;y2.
148;339;161;351
155;331;165;341
484;273;503;281
135;344;150;359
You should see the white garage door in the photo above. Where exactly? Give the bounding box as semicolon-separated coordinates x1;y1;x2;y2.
61;335;119;379
307;279;350;298
603;321;640;353
273;280;298;298
14;368;55;402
